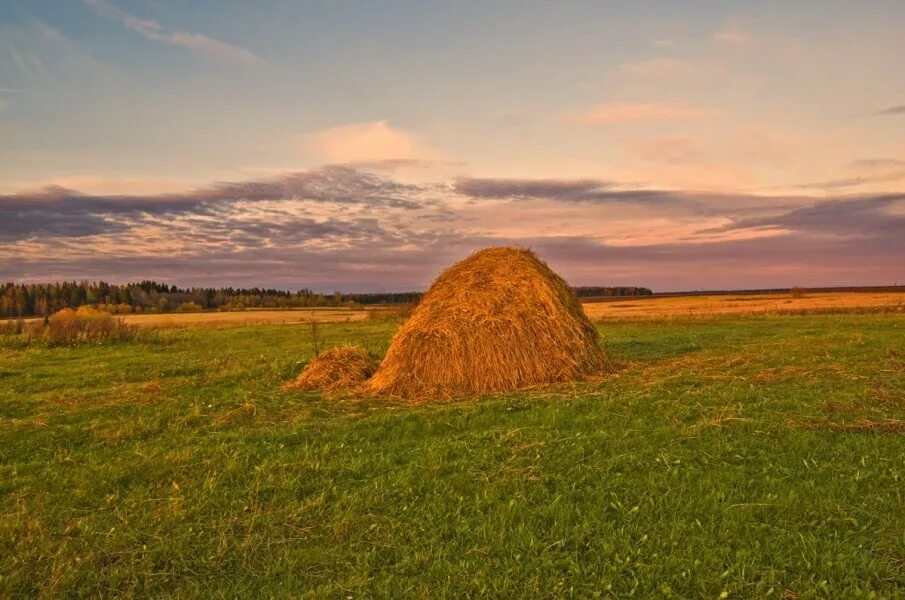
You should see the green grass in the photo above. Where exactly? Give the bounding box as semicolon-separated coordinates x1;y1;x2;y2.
1;315;904;598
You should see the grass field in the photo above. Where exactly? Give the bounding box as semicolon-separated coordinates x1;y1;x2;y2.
2;314;905;597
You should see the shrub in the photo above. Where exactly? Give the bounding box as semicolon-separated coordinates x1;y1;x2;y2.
176;301;203;313
367;301;418;321
43;307;141;346
790;287;807;299
0;318;26;336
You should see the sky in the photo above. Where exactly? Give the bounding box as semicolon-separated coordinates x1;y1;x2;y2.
1;0;904;292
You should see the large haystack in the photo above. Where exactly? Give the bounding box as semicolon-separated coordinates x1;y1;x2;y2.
367;247;606;401
287;345;378;393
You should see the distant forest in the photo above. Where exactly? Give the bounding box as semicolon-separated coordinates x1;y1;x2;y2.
0;281;652;318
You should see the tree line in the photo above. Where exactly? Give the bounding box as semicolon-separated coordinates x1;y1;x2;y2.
573;286;652;298
0;281;651;318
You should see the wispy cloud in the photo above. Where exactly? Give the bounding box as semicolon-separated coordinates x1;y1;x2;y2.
630;137;702;165
453;177;673;205
875;104;905;116
2;169;903;290
563;102;711;124
712;23;756;46
705;195;905;236
80;0;260;65
617;57;696;80
0;21;111;81
852;158;905;169
0;165;427;241
791;169;905;191
791;177;872;190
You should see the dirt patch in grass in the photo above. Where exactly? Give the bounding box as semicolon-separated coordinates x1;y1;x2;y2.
748;366;818;383
90;419;141;442
688;404;752;431
795;418;905;434
212;402;259;426
793;388;905;433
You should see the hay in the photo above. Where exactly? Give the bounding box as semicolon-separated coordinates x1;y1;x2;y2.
367;246;607;401
288;345;378;393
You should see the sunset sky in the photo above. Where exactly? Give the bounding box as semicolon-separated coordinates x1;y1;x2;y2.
2;0;904;291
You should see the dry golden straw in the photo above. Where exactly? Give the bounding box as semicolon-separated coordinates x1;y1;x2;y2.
287;345;378;393
366;246;607;401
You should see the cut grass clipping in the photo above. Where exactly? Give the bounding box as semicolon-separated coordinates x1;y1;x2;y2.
367;246;607;401
287;345;378;394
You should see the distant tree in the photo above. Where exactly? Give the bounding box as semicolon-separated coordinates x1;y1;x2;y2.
176;301;203;312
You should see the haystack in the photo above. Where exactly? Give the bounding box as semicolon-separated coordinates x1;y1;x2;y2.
367;247;606;400
288;345;378;393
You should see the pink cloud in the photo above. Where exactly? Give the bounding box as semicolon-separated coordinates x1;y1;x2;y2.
303;120;436;164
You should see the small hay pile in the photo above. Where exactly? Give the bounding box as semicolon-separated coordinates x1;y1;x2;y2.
367;246;607;401
287;345;378;393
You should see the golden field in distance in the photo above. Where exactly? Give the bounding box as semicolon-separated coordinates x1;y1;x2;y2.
18;307;369;329
119;308;370;328
581;290;905;319
10;290;904;329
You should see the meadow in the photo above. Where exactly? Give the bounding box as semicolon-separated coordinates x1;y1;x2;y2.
1;311;904;597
